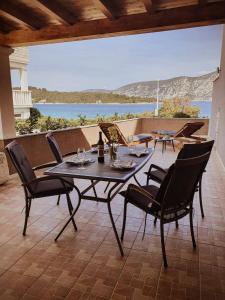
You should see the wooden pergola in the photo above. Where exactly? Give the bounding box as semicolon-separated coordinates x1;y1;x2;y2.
0;0;224;47
0;0;224;144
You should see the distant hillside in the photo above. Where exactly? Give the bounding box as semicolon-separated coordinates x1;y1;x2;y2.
30;87;155;104
114;72;217;100
29;72;217;104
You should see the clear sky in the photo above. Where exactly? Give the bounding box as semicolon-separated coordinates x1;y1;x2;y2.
13;24;223;91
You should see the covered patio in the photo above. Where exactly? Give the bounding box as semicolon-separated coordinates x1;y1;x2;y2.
0;0;225;299
0;147;225;299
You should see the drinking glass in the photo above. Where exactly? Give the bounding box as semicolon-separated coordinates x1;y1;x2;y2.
77;148;86;170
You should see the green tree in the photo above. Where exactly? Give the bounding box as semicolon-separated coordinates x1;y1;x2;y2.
159;98;199;118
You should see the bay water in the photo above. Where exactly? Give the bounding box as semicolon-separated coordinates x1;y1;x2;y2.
34;101;211;120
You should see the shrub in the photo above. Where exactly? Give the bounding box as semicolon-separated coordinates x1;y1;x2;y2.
159;98;199;118
173;112;191;118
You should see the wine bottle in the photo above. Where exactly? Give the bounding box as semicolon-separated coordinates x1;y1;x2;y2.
97;132;104;163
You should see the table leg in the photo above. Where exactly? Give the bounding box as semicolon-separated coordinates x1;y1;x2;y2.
107;182;125;256
107;202;124;256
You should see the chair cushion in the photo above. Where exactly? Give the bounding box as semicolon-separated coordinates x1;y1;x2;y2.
132;134;152;142
120;185;159;211
154;208;189;223
29;176;73;198
145;168;168;184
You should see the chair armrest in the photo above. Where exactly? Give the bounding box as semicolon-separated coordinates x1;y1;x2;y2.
126;184;161;207
32;162;58;171
23;175;72;187
146;163;167;176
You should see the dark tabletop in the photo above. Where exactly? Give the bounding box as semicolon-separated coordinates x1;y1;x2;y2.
45;147;154;183
151;130;176;136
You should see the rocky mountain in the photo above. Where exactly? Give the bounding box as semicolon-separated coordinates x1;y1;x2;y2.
113;72;217;100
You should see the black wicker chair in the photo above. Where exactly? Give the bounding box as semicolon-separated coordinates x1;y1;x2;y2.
46;132;98;207
145;140;214;218
121;152;210;267
46;132;77;205
5;140;77;236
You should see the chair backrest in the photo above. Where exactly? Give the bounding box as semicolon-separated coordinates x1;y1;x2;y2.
156;152;210;213
177;140;214;160
98;122;128;146
46;132;63;163
5;141;36;186
174;122;204;138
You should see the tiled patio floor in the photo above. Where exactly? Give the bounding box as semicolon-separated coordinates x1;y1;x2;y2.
0;147;225;300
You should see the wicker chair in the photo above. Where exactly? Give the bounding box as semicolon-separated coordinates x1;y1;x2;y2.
5;141;77;236
99;122;152;147
46;132;77;205
120;152;210;267
145;140;214;219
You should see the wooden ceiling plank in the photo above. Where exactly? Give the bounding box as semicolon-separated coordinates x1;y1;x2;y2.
141;0;158;13
0;2;225;47
0;2;37;29
0;9;33;30
30;0;77;25
199;0;207;5
94;0;117;20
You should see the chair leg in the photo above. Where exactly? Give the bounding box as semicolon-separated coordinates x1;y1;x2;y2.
175;220;179;228
142;213;147;240
154;216;157;226
57;195;61;205
121;201;128;241
160;219;168;268
66;193;77;232
172;139;175;152
154;139;157;149
23;198;31;236
104;182;110;193
189;208;196;248
198;176;204;218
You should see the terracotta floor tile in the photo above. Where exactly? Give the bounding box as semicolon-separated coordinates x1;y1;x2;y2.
0;149;225;299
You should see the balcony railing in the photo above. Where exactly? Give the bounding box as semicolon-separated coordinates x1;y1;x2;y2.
13;90;32;108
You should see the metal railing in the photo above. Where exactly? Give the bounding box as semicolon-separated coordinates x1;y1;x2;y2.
13;90;32;107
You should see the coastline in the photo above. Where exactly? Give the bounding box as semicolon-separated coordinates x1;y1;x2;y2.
34;100;212;105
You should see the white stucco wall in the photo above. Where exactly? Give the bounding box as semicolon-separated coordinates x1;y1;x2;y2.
210;26;225;167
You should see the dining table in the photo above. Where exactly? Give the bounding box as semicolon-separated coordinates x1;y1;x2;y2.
45;146;154;256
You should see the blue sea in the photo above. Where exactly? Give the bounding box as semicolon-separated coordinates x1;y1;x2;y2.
34;101;211;120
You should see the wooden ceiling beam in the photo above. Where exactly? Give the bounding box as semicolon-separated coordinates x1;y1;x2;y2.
94;0;118;20
30;0;77;25
0;2;38;30
0;2;224;47
199;0;207;5
141;0;157;14
0;9;33;30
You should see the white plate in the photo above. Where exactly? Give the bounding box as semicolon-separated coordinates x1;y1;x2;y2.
129;149;149;157
66;158;94;165
110;160;136;170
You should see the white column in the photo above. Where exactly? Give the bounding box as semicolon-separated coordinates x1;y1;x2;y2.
0;46;16;139
20;68;28;91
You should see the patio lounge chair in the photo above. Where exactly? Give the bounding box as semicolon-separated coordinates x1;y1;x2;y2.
120;152;210;267
152;121;205;152
98;122;152;147
5;141;77;236
145;140;214;218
